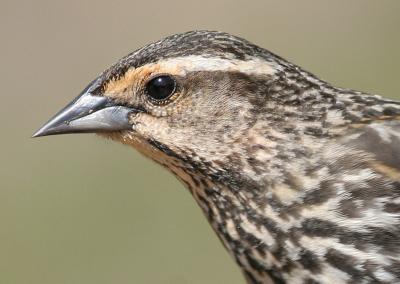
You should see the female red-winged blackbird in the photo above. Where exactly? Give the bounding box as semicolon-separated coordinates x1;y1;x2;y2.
34;31;400;284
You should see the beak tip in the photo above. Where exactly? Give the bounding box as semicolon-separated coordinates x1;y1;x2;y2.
32;123;58;138
31;128;47;138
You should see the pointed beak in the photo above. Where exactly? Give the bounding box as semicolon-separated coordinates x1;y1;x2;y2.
32;79;135;138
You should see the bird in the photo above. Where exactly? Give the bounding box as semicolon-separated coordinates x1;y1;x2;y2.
33;31;400;284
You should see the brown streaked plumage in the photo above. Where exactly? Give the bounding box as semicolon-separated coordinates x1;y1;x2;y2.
34;31;400;284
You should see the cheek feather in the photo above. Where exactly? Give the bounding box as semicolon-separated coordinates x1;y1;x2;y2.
99;125;175;169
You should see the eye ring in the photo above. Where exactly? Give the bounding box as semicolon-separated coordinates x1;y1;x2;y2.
145;75;176;102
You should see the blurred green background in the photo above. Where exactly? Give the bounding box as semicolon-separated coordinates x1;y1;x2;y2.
1;1;399;283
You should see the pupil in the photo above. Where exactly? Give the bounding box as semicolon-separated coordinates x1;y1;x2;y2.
147;75;175;100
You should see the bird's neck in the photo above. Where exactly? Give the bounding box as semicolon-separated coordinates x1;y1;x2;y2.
170;163;310;283
163;131;325;283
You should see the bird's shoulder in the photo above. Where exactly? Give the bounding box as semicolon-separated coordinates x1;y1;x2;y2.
316;118;400;222
275;120;400;283
334;119;400;179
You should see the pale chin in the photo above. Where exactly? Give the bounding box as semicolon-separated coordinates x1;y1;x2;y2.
97;129;136;143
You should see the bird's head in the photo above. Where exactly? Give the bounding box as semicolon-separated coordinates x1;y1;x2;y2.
34;31;328;186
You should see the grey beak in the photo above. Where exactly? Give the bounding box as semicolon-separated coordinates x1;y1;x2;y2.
32;79;135;138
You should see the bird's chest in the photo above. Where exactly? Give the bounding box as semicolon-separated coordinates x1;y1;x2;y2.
188;183;299;284
167;156;400;284
167;162;303;283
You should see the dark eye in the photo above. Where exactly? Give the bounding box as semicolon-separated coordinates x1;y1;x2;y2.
146;75;176;101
